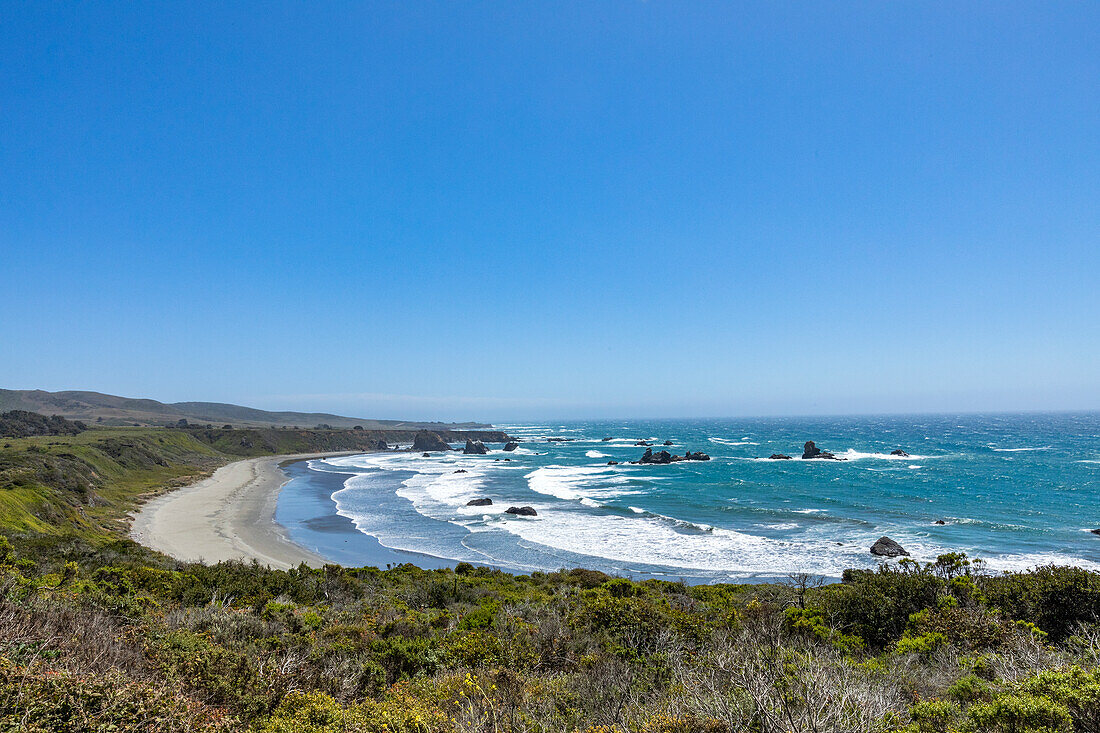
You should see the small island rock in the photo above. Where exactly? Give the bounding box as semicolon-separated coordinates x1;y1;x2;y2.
870;536;910;557
413;431;452;452
803;441;842;460
505;506;537;516
769;454;793;460
463;439;489;455
466;498;493;506
503;441;519;452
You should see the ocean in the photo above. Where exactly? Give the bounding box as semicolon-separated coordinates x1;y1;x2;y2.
276;413;1100;582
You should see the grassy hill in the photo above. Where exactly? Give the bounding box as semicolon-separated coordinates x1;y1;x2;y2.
0;389;493;429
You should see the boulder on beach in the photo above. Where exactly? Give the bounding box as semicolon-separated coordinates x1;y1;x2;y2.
803;441;842;460
870;536;910;557
891;449;910;457
769;454;793;460
503;441;519;452
413;431;451;452
466;498;492;506
463;439;489;455
505;506;537;516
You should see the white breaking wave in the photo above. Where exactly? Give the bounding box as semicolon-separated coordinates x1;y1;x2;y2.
708;437;760;446
524;465;637;502
990;446;1052;452
586;450;610;458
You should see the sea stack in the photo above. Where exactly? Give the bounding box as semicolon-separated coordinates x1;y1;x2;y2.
413;431;451;452
802;441;841;460
463;439;488;455
870;536;910;557
503;441;519;451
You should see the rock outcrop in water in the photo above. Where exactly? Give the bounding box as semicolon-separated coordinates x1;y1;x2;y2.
505;506;537;516
663;440;674;446
769;454;793;460
635;440;652;446
463;439;488;455
466;498;492;507
503;441;519;451
870;536;909;557
890;449;910;457
803;441;843;460
636;448;711;464
413;431;451;452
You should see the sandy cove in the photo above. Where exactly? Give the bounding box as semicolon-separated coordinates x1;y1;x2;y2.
131;452;357;570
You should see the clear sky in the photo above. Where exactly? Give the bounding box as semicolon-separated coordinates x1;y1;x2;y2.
2;2;1098;422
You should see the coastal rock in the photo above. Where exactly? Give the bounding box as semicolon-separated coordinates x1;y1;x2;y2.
422;452;431;457
602;437;613;442
934;519;946;525
890;449;910;457
1090;529;1100;536
870;536;910;557
413;431;451;452
466;498;493;506
547;438;573;442
607;460;619;465
663;440;674;446
637;448;710;464
505;506;537;516
635;440;652;446
375;439;388;450
463;439;489;455
803;441;842;460
503;441;519;452
638;448;674;464
769;454;793;460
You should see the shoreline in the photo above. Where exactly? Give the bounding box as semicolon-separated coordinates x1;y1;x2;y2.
131;451;361;570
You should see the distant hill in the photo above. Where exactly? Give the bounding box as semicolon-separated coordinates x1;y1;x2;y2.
0;389;492;430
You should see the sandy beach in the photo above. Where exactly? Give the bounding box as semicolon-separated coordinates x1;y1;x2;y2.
131;452;355;570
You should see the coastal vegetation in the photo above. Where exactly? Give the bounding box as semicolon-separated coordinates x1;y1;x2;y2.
2;423;1100;731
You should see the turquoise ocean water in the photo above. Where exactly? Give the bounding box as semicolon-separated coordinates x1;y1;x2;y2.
278;413;1100;582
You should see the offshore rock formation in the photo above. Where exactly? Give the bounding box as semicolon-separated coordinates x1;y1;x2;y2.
636;448;711;464
463;439;489;455
413;431;451;452
802;441;843;460
891;449;910;457
769;454;793;460
870;536;909;557
466;498;493;507
503;441;519;451
505;506;537;516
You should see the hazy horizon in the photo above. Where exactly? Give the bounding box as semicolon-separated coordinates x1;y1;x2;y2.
3;4;1098;421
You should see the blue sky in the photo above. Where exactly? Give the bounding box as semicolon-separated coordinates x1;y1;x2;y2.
2;2;1098;421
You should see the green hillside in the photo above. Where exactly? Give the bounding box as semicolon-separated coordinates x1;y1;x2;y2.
0;389;493;429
